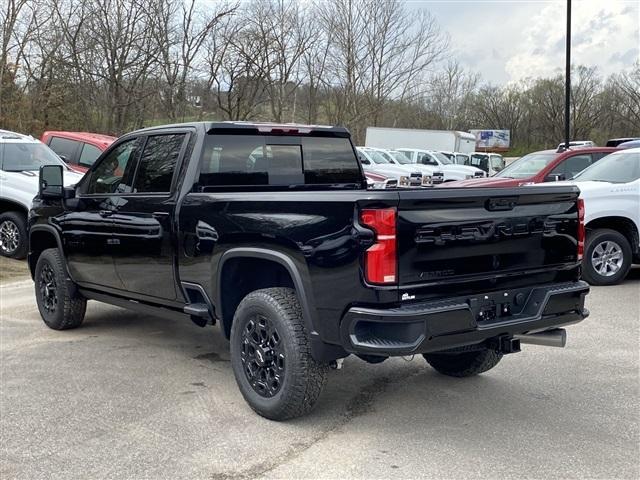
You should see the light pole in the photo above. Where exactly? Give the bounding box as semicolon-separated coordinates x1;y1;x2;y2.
564;0;572;149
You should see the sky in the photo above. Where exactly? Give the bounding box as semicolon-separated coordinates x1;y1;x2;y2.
407;0;640;84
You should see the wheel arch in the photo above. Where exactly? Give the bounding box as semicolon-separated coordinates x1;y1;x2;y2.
0;198;29;216
28;225;65;279
586;216;639;255
215;247;318;340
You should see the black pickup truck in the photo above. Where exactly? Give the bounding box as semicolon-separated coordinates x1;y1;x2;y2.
29;122;589;420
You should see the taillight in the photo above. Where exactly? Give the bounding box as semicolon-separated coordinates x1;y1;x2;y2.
360;208;397;284
577;198;585;261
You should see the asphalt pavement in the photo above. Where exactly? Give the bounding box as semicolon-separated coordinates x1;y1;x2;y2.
1;269;638;479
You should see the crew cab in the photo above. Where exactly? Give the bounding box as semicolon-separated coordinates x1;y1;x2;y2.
29;122;589;420
41;131;116;173
562;148;640;285
447;147;618;188
0;130;83;258
397;148;486;181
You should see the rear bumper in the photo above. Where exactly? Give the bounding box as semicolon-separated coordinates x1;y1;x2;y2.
339;281;590;356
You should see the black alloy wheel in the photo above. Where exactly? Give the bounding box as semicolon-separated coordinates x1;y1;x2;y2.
240;313;286;398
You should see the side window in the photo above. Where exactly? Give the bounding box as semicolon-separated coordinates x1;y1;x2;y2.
85;139;140;194
133;134;185;193
198;135;303;187
550;154;593;180
78;143;103;167
49;137;80;164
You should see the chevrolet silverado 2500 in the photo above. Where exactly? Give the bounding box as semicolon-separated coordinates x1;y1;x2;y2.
29;122;589;420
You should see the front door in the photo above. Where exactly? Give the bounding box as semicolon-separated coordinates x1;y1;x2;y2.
111;132;188;301
60;137;141;289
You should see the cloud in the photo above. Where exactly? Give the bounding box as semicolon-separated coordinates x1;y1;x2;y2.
504;0;640;82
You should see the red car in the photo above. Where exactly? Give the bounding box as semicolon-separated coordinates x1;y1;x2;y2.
444;147;618;187
41;131;116;173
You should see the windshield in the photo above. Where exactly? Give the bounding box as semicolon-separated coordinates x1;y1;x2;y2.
470;154;489;171
573;151;640;183
496;152;556;179
2;142;67;172
455;154;468;164
432;152;452;165
366;150;391;164
390;151;413;165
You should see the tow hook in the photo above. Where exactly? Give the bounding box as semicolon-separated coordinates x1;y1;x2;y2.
495;336;521;354
329;358;344;370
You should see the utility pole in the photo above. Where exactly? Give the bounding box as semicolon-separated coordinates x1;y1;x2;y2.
564;0;572;149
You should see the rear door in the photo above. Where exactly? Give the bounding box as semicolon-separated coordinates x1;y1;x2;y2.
396;187;581;293
110;131;189;301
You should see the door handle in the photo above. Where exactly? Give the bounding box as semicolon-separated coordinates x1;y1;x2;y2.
99;210;114;217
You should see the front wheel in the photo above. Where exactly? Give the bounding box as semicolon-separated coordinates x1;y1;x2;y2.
582;229;632;286
230;288;328;420
35;248;86;330
0;211;28;259
423;347;502;377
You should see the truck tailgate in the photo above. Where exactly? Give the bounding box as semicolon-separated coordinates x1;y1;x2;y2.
397;186;581;288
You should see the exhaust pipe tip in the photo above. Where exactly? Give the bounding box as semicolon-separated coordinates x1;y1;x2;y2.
514;328;567;348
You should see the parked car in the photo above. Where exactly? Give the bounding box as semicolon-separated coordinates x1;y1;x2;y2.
41;131;116;173
397;148;486;181
445;147;618;188
605;137;640;147
468;152;505;176
356;147;424;187
0;130;83;258
618;140;640;149
565;148;640;286
29;121;589;420
371;148;443;185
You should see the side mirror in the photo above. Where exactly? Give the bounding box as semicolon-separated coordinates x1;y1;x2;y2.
545;173;565;182
58;154;67;162
39;165;64;199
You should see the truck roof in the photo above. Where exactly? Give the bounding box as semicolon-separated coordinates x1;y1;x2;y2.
41;131;117;147
128;121;350;137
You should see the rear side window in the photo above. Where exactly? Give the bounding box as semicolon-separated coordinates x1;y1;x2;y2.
198;134;360;189
133;134;185;193
78;143;103;167
49;137;80;163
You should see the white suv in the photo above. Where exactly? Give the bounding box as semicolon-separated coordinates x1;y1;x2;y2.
566;148;640;285
0;130;83;258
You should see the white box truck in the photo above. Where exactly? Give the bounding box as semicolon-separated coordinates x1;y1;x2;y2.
365;127;476;154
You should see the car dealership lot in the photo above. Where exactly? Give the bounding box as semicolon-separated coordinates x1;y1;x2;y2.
1;271;638;480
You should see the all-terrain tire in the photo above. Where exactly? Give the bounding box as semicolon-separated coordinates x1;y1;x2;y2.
423;347;503;377
34;248;86;330
230;287;328;420
581;228;632;286
0;211;28;259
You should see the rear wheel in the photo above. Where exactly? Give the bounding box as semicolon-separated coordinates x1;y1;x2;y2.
582;229;632;286
0;211;28;259
423;347;502;377
35;248;86;330
230;288;328;420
